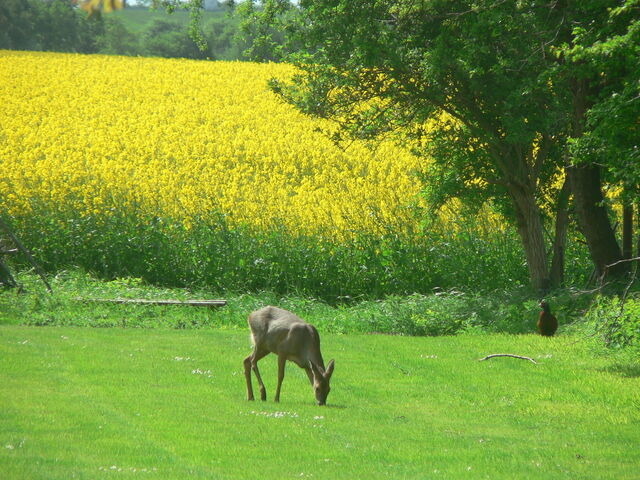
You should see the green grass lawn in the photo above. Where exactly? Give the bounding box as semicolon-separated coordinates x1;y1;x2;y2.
1;324;638;479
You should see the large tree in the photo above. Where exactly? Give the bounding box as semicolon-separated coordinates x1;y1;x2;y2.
242;0;571;291
238;0;636;291
562;0;640;276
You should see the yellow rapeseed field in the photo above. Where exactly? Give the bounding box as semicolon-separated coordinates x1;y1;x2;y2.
0;50;427;240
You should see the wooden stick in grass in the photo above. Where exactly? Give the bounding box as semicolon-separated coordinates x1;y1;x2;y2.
479;354;538;364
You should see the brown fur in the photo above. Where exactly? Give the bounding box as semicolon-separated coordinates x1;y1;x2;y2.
537;300;558;336
244;306;335;405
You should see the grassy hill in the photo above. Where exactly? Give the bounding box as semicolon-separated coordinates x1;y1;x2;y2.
111;6;228;33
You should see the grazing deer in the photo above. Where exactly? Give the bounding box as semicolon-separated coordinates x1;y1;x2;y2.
244;306;335;406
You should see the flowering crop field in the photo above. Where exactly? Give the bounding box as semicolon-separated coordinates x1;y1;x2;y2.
0;50;528;298
0;50;424;240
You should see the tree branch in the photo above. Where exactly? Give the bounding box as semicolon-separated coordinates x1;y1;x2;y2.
0;217;53;293
479;354;539;364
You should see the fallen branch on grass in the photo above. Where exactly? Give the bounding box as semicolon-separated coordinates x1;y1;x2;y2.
478;354;538;364
76;298;227;308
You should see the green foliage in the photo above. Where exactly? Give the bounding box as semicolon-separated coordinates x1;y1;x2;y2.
3;268;637;349
5;203;541;304
235;0;300;61
0;270;590;338
0;0;35;49
0;0;103;53
142;17;207;58
204;14;247;59
144;0;210;52
562;0;640;194
583;295;640;349
96;16;140;55
0;2;258;60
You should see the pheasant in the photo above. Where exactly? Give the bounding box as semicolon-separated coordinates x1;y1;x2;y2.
537;300;558;336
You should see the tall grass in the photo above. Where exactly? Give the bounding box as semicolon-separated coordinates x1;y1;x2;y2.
6;205;536;303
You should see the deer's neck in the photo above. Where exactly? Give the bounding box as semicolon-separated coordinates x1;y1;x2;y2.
307;327;325;369
292;328;324;369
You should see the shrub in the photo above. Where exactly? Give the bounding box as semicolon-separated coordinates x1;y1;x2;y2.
585;295;640;349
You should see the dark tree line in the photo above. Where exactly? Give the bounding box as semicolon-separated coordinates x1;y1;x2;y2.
1;0;104;53
0;0;252;60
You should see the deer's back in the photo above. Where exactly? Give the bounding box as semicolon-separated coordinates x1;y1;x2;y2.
248;306;321;364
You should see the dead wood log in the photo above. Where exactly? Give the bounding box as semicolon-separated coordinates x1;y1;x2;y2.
76;298;227;308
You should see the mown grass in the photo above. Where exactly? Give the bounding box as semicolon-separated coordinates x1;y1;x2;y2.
1;325;639;480
1;271;640;479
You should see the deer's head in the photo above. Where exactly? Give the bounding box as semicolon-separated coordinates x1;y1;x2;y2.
310;360;335;406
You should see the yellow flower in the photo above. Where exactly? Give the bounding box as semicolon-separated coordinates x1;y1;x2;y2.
0;51;429;241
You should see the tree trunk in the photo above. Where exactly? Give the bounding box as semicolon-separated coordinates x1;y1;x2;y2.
508;184;550;293
550;179;570;289
622;200;633;260
568;164;626;279
0;259;17;289
637;202;640;258
567;77;627;281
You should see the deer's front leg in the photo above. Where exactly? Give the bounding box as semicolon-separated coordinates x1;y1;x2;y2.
274;354;287;402
252;361;267;401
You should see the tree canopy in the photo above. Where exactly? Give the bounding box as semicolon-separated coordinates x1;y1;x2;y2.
240;0;640;291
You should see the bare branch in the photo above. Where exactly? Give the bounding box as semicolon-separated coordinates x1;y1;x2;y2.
603;256;640;271
479;354;539;364
0;217;52;293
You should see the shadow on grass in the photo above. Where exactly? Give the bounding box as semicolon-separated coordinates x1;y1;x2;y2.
603;362;640;378
325;404;348;410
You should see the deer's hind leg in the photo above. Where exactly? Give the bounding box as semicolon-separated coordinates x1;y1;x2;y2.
243;354;255;401
244;347;269;401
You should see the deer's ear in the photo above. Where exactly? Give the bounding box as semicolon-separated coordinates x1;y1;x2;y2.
325;359;335;379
